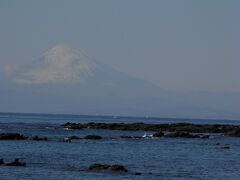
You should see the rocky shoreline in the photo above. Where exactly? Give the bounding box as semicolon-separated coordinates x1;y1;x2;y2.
63;122;240;137
1;122;240;143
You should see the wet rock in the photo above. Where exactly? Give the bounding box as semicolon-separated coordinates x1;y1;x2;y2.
59;137;72;142
0;159;4;166
89;163;110;170
84;135;102;140
31;136;48;141
63;122;240;134
5;159;26;167
165;132;200;138
152;131;164;137
108;165;128;172
135;172;142;175
63;122;83;130
88;163;128;172
0;133;27;140
221;145;230;149
142;133;153;138
64;122;71;126
225;128;240;137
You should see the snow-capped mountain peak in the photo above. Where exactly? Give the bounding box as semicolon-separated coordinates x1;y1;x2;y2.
15;44;97;84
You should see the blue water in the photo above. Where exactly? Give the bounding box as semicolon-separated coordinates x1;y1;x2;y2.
0;113;240;180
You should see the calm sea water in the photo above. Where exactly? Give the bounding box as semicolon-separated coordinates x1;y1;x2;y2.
0;113;240;180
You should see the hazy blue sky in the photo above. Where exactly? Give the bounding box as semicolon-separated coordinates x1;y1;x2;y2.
0;0;239;92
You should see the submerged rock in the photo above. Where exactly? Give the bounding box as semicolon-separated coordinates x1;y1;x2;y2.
84;135;102;140
120;136;142;139
221;145;230;149
135;172;142;175
4;159;26;167
0;133;27;140
88;163;128;172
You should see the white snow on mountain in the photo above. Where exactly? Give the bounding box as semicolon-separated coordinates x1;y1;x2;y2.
14;44;97;84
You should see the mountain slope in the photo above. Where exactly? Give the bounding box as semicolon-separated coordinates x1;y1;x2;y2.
3;44;164;97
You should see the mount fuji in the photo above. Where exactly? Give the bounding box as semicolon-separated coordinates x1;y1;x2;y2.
1;44;240;119
2;44;163;97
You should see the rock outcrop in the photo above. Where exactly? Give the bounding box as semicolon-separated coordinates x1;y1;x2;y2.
152;131;164;137
1;159;26;167
224;128;240;137
0;133;27;140
63;122;240;136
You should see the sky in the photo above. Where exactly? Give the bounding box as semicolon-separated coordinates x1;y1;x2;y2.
0;0;239;92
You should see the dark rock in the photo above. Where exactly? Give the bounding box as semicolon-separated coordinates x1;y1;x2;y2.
64;122;71;126
0;159;4;166
0;133;27;140
64;122;82;130
165;132;200;138
88;163;128;173
5;159;26;167
225;128;240;137
152;131;164;137
31;136;48;141
221;145;230;149
135;172;142;175
120;136;132;139
63;122;240;135
89;163;110;170
108;165;128;172
84;135;102;140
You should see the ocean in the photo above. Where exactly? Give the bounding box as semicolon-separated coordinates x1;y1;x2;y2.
0;113;240;180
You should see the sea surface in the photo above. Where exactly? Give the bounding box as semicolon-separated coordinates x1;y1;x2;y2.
0;113;240;180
